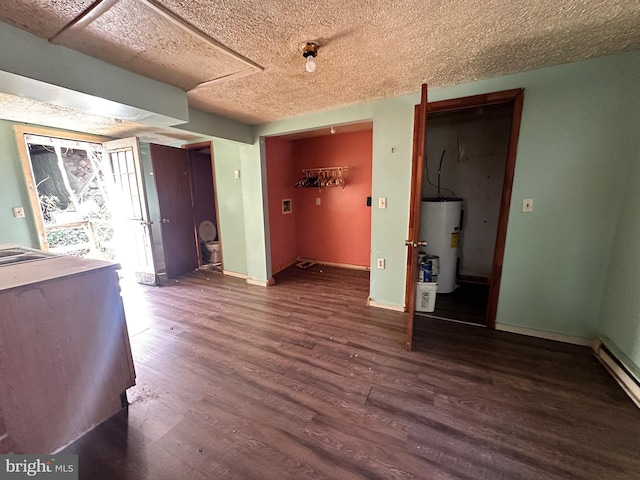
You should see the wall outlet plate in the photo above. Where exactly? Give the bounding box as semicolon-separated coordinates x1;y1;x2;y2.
316;197;321;206
377;258;385;269
13;206;25;218
234;169;241;179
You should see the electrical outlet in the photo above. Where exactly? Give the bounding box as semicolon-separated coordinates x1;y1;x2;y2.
234;169;241;179
316;197;321;206
378;197;387;209
522;198;534;212
377;258;385;269
13;207;25;218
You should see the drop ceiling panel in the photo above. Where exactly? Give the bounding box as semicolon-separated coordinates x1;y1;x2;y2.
0;0;95;38
54;0;261;91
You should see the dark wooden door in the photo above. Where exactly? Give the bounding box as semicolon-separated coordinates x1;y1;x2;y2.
405;84;429;351
150;144;198;279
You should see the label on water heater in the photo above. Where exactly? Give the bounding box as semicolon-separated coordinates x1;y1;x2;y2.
450;232;459;248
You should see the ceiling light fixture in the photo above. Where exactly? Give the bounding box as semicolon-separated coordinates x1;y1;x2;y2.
302;42;318;73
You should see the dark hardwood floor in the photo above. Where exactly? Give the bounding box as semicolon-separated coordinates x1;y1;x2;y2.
419;280;489;325
61;265;640;479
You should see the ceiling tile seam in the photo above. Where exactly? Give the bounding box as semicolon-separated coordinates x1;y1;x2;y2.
49;0;119;45
189;70;259;92
140;0;264;73
48;0;264;86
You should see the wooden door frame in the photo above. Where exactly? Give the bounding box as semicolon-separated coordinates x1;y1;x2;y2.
405;85;429;350
182;141;224;270
404;88;524;330
13;125;108;250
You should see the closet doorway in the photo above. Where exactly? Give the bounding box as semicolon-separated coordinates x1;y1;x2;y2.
419;102;515;325
265;122;373;296
405;87;524;350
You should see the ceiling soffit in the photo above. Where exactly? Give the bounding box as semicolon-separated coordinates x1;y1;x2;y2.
0;92;202;144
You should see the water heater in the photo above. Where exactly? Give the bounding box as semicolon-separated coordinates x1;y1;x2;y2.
420;198;463;293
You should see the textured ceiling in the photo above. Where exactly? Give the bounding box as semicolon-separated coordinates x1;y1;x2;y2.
1;0;640;126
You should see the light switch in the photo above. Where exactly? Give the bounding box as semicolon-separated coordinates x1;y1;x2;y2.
378;197;387;209
13;207;25;218
522;198;534;212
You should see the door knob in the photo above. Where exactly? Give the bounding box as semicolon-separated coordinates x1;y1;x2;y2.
161;218;170;224
405;240;427;247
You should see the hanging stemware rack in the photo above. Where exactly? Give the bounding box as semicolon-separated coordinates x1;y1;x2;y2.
295;166;349;189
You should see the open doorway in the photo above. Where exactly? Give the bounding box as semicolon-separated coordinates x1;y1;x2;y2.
418;103;514;325
264;123;373;298
16;128;162;285
405;87;524;350
182;142;223;272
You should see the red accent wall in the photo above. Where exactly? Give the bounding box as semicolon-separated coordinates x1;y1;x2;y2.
293;130;372;267
266;137;297;273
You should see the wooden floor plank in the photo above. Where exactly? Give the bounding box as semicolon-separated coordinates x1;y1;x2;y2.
59;265;640;479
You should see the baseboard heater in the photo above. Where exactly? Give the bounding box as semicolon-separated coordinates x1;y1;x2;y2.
593;336;640;409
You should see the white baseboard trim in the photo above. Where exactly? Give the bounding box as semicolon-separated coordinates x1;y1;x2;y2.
495;323;592;346
367;299;405;312
246;277;270;287
223;270;248;279
593;337;640;409
314;260;370;271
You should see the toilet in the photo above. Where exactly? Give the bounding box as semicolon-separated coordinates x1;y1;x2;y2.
198;220;220;264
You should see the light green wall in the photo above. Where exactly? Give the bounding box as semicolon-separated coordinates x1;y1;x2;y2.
252;50;640;340
369;96;417;305
239;141;270;282
597;135;640;371
212;139;248;276
490;61;638;338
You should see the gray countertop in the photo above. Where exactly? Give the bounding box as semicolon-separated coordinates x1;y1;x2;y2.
0;244;120;292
